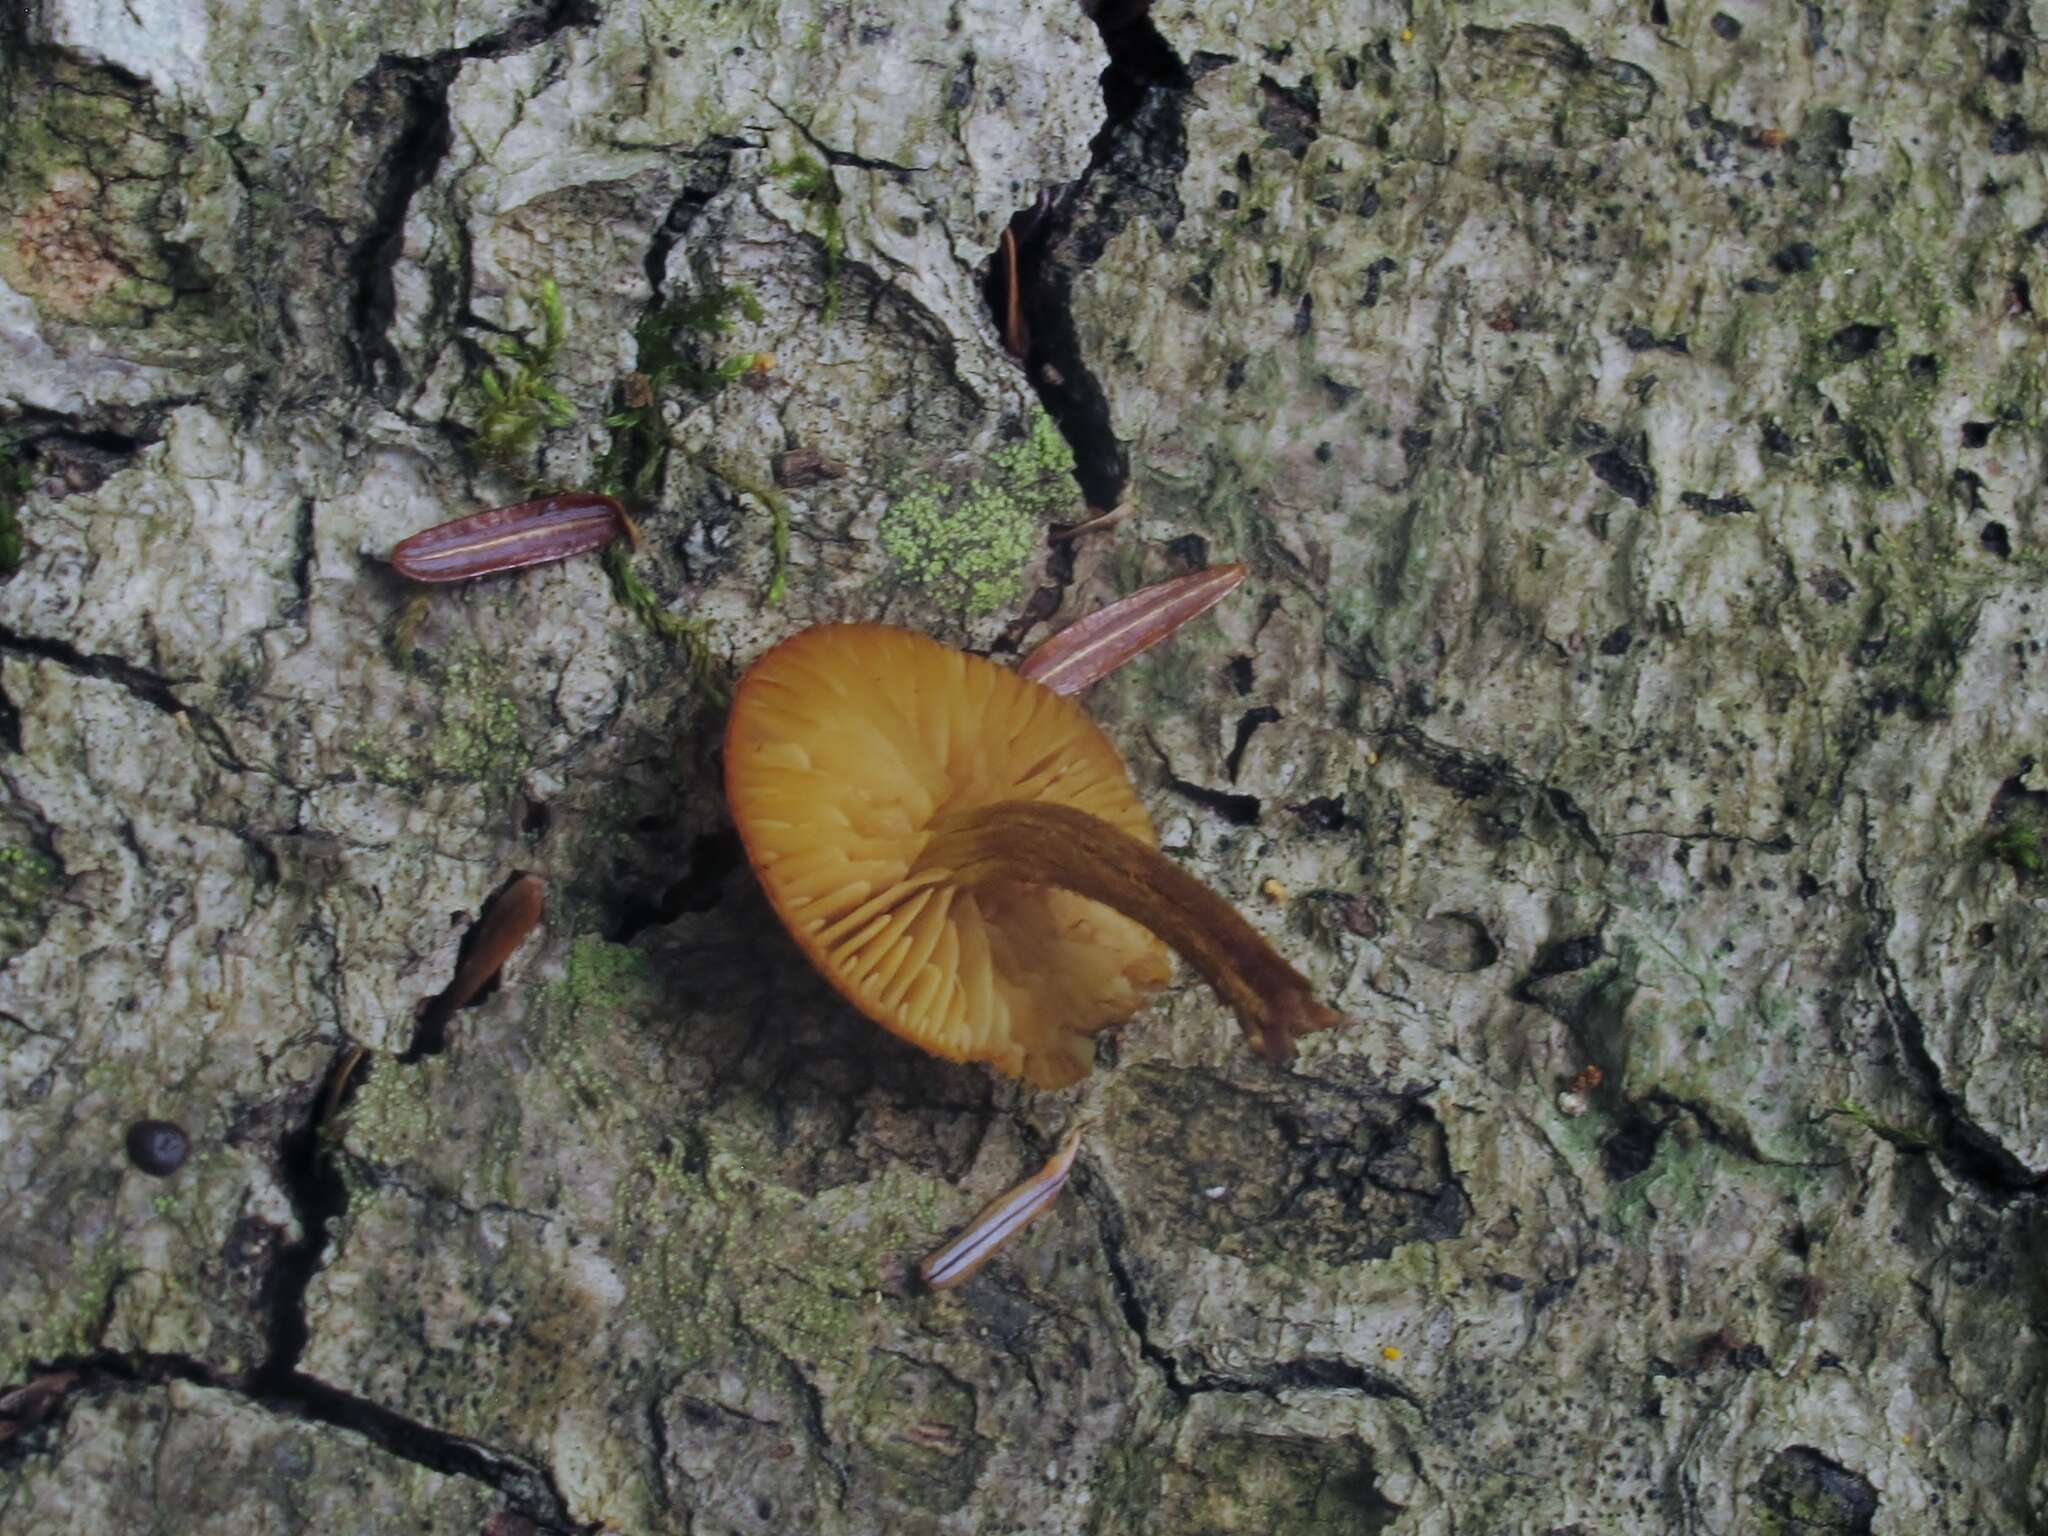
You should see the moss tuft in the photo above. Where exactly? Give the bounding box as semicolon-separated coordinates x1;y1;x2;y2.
1986;809;2048;878
770;154;845;319
602;543;724;699
0;439;31;573
598;282;766;500
468;278;575;468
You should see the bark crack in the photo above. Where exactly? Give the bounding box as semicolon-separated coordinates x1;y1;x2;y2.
125;1044;591;1528
1856;799;2045;1202
977;1;1194;509
0;1347;590;1530
0;625;251;774
1074;1163;1423;1410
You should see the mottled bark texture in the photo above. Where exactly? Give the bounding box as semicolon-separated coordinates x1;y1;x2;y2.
2;1;2045;1532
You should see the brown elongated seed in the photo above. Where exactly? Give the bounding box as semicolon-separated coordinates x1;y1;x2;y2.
1018;563;1248;695
389;493;630;583
1048;502;1133;542
919;1120;1092;1291
436;874;545;1016
0;1373;81;1445
772;447;851;488
998;225;1029;357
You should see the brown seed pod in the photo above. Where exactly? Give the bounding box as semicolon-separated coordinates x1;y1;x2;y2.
389;493;631;583
1018;564;1248;696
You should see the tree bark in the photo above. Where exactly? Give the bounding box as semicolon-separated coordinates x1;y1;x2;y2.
2;3;2043;1532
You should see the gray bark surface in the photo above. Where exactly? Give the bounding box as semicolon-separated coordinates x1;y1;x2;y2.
2;2;2044;1532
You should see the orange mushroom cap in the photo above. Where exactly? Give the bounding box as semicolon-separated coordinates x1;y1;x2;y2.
724;623;1173;1088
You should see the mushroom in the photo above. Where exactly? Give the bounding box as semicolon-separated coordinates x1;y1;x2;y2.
724;623;1339;1087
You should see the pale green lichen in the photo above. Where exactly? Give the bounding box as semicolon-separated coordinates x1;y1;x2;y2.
345;1059;439;1168
351;652;528;791
615;1139;724;1363
879;411;1077;612
349;740;421;791
426;655;524;783
2;1240;122;1383
536;937;655;1125
0;843;57;914
0;842;59;958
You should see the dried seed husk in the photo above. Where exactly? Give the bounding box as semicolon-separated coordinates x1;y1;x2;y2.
389;493;630;583
1018;563;1248;695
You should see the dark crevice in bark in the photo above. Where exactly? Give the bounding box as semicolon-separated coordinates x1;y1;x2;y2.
228;1046;590;1528
1393;723;1611;856
1192;1356;1419;1404
5;1064;585;1533
1643;1091;1840;1170
256;1374;587;1530
1156;761;1263;825
0;627;182;714
347;57;459;394
404;869;541;1059
980;3;1193;509
645;1396;674;1510
0;626;250;773
0;1346;586;1529
249;1049;360;1396
1075;1166;1422;1409
993;533;1077;655
1225;705;1281;782
1074;1164;1198;1399
6;417;159;503
1858;827;2046;1203
606;828;743;944
643;154;738;304
466;0;601;58
290;498;317;614
348;1;600;394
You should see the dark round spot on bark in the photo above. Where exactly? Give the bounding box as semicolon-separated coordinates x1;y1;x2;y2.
1829;322;1888;360
1990;113;2030;155
1961;420;1993;448
1599;626;1633;656
126;1119;190;1176
1990;46;2024;85
1710;11;1741;38
1772;240;1818;274
1602;1114;1662;1183
1906;352;1939;379
1981;521;2012;558
1291;795;1349;831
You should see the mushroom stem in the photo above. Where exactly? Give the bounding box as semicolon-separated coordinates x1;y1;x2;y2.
919;801;1339;1063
